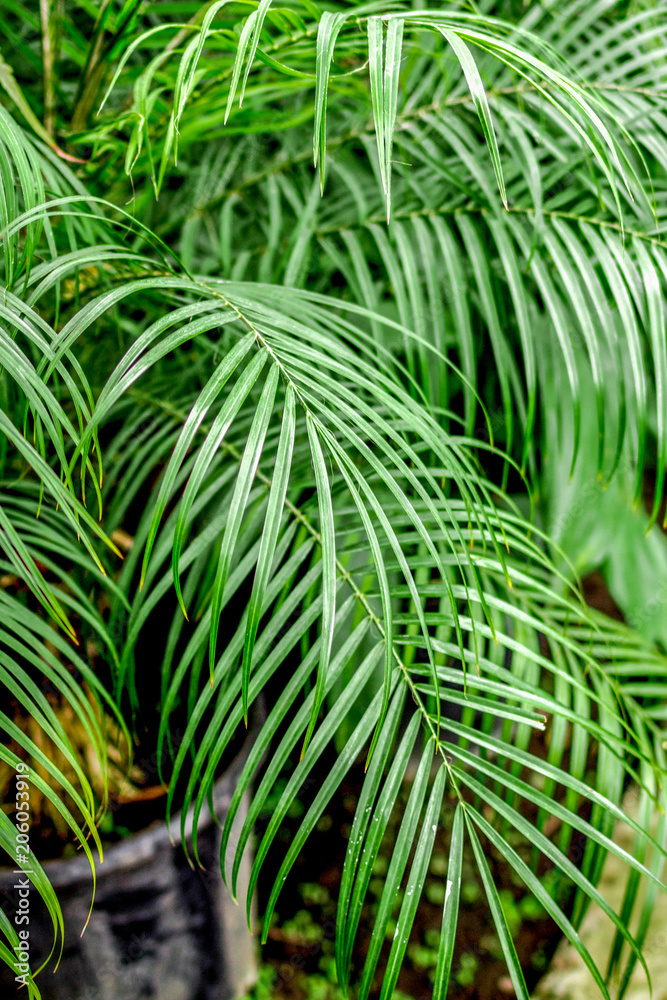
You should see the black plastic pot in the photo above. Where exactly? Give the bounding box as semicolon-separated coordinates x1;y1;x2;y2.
0;729;258;1000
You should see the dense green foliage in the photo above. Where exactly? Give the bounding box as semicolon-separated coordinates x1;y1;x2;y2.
2;1;667;996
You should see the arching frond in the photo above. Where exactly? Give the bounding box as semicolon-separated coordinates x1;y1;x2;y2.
2;3;667;998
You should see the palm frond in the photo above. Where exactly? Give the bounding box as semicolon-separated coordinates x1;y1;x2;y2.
2;4;667;997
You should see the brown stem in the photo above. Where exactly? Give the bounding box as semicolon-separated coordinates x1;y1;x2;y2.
69;0;114;135
40;0;56;137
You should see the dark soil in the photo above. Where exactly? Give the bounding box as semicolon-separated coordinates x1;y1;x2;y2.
253;760;570;1000
2;568;624;997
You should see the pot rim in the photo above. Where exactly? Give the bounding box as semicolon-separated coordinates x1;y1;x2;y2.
0;711;259;889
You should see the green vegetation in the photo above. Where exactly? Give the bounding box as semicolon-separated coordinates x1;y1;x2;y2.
1;1;667;997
